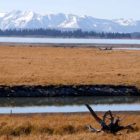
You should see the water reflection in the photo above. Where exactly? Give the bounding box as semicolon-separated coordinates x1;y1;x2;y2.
0;96;140;107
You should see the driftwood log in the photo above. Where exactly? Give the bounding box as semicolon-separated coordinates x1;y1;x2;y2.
99;47;113;50
85;104;136;134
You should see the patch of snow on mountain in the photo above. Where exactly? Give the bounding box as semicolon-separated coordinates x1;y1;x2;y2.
114;18;136;26
0;12;6;18
59;14;79;28
93;24;97;27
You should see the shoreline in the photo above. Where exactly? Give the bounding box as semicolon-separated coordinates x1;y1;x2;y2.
0;85;139;97
1;42;140;48
1;111;140;116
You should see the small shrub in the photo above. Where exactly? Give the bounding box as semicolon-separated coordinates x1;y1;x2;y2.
61;125;76;134
10;124;33;136
39;127;54;135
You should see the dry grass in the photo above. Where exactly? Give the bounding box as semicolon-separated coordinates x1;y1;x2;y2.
0;45;140;88
0;113;139;140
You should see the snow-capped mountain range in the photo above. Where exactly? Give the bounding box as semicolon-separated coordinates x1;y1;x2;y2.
0;10;140;33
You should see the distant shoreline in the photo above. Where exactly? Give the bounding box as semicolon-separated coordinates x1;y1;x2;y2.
1;42;140;49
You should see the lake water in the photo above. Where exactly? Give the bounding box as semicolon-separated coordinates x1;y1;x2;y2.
114;48;140;50
0;37;140;45
0;97;140;114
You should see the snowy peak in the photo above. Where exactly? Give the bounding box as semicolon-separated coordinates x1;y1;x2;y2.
0;10;140;33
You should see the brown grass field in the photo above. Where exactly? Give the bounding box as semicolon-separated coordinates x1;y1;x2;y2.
0;45;140;87
0;113;139;140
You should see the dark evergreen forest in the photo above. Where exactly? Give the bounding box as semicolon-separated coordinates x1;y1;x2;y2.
0;28;136;39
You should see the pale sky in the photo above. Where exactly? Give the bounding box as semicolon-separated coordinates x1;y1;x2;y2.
0;0;140;20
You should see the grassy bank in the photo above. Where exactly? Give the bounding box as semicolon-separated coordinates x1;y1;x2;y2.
0;113;139;140
0;45;140;88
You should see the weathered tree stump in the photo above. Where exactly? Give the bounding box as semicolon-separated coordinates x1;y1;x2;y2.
85;104;136;134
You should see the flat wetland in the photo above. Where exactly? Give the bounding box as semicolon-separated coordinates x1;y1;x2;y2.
0;44;140;87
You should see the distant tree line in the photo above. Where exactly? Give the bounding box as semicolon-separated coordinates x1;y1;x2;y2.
0;28;135;39
131;32;140;39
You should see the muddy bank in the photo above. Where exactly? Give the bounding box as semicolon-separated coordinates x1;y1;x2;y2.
0;85;139;97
